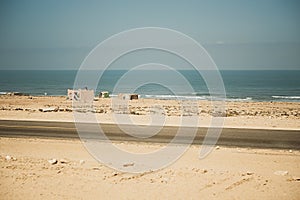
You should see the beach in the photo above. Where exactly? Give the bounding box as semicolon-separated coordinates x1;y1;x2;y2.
0;95;299;129
0;95;300;199
2;0;300;199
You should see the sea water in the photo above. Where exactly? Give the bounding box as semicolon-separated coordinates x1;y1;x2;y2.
0;70;299;102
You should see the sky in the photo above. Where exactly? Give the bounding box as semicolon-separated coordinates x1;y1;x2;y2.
0;0;300;70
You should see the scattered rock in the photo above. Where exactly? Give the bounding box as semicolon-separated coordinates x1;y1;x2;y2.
246;171;254;175
48;159;58;165
123;162;135;167
161;177;169;183
203;169;208;174
289;150;293;153
192;168;200;172
242;171;254;176
263;180;269;185
59;159;68;164
274;170;288;176
287;177;300;182
112;172;118;176
215;146;220;150
5;155;16;161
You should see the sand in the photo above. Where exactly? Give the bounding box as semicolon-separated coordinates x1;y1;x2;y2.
1;137;299;199
0;95;299;130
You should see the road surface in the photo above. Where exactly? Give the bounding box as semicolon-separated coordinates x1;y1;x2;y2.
0;120;299;149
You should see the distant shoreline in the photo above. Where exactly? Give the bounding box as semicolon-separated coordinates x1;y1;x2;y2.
1;92;300;103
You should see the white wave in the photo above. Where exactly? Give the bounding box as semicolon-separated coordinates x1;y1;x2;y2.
111;93;254;102
144;94;253;102
145;94;207;100
227;97;252;102
272;96;300;99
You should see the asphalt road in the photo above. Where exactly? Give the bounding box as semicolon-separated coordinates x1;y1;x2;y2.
0;120;299;149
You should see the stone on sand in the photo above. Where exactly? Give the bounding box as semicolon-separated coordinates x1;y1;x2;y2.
48;158;58;165
123;162;135;167
5;155;16;161
274;170;288;176
79;160;85;165
5;155;12;161
60;159;69;164
246;171;254;175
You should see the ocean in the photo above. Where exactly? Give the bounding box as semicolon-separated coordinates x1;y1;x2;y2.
0;70;299;102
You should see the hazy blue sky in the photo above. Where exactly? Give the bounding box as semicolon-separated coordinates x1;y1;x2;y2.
0;0;299;70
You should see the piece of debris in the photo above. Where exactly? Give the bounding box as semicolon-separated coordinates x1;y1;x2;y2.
48;158;58;165
10;92;29;96
39;107;58;112
123;162;135;167
274;170;288;176
5;155;12;161
289;150;293;153
215;146;220;150
79;160;85;165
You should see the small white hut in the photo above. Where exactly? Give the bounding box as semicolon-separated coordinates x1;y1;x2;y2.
118;93;139;100
99;91;109;98
67;89;94;102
